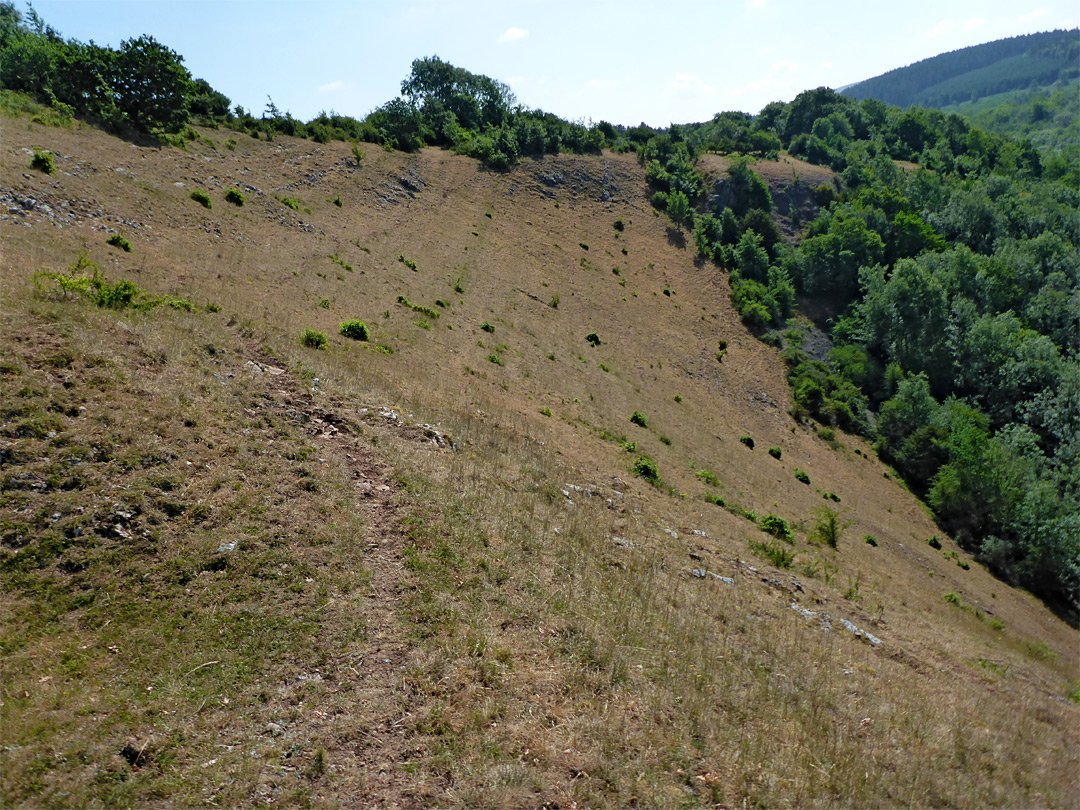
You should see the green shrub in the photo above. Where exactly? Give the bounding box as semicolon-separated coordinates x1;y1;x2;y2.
549;295;559;309
659;435;671;445
480;322;495;333
397;254;418;271
487;354;503;366
632;456;660;484
760;514;793;543
190;190;212;209
225;188;244;206
810;505;847;549
106;234;132;252
35;255;174;311
538;407;552;417
300;328;328;349
31;150;54;174
579;242;589;251
629;410;648;428
767;446;782;459
696;468;719;487
927;536;942;550
281;196;300;210
613;219;625;232
585;332;602;346
339;320;369;341
794;469;811;485
333;195;343;207
749;540;794;568
739;435;755;449
864;534;879;547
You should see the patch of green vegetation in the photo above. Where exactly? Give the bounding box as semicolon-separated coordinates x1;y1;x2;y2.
225;188;244;206
585;332;601;347
486;354;503;366
395;296;439;320
629;410;648;428
300;328;328;349
397;254;418;271
538;407;552;417
864;534;879;547
35;254;189;312
339;320;369;341
106;234;131;252
329;254;353;272
30;149;54;174
480;323;495;333
794;469;811;485
767;446;782;459
759;514;793;543
696;468;719;487
280;196;300;210
809;505;847;549
632;455;660;485
739;435;755;449
749;539;794;569
190;189;212;209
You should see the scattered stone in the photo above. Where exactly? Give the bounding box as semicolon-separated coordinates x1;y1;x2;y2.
691;569;735;584
217;542;236;553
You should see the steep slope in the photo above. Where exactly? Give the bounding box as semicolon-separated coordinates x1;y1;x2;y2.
2;111;1077;808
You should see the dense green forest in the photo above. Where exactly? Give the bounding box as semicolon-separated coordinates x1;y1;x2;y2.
669;88;1078;617
1;4;1076;616
842;29;1079;109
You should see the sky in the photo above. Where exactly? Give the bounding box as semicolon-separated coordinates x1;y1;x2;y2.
24;0;1080;128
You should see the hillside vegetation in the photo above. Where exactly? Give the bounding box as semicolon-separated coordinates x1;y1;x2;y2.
841;29;1079;110
2;7;1078;809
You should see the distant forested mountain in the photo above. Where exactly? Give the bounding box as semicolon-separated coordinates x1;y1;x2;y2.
842;30;1079;109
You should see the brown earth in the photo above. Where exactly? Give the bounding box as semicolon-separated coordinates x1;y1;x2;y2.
2;109;1077;808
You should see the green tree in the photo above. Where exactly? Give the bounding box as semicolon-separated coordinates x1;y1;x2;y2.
110;35;191;133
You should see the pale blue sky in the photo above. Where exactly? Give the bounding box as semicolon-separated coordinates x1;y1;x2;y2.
25;1;1080;127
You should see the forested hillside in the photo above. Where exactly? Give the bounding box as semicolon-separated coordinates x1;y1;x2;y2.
668;87;1079;617
842;29;1079;109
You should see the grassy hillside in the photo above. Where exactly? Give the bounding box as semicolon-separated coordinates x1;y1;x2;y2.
2;103;1078;808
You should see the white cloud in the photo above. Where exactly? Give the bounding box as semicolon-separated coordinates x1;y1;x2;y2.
924;19;956;38
732;60;803;98
963;17;987;31
498;27;529;43
317;80;351;94
667;74;713;95
1017;8;1050;23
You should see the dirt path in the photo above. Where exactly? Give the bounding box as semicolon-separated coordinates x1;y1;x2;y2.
243;348;439;807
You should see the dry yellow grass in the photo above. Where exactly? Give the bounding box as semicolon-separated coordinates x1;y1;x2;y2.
1;102;1077;808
